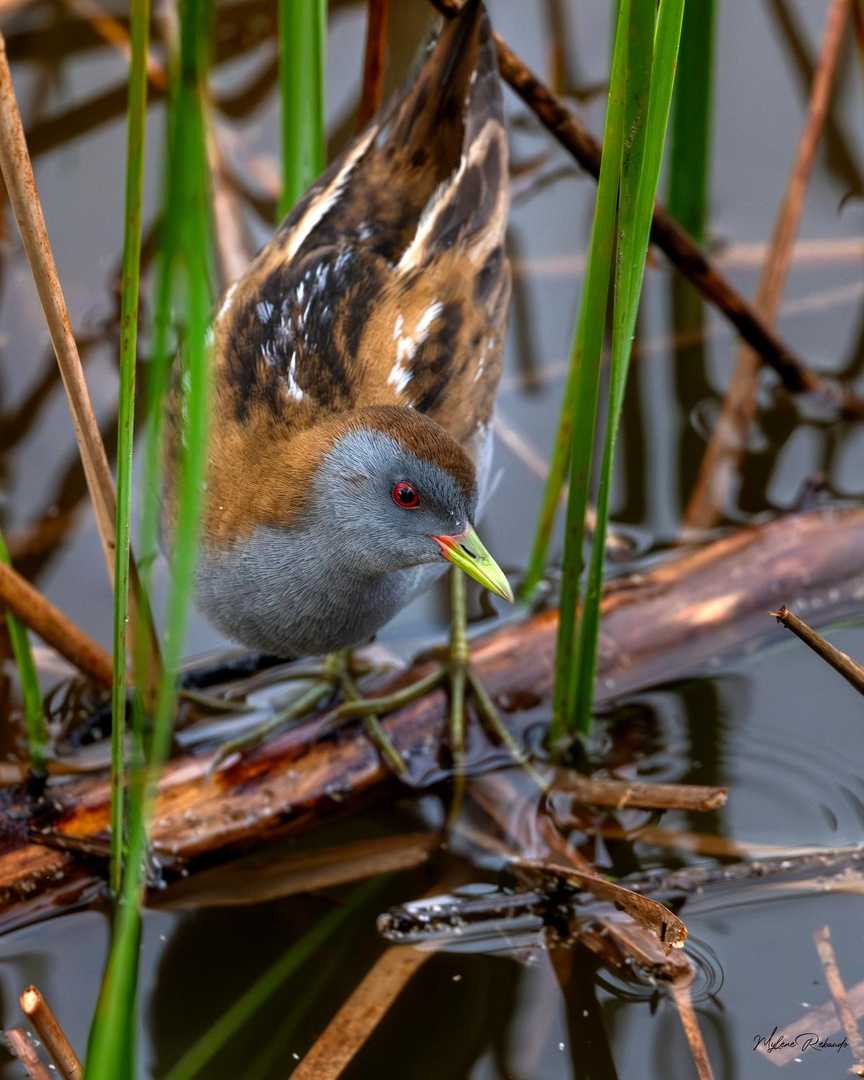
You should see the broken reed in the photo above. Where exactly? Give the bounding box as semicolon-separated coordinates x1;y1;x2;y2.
0;529;47;776
277;0;326;219
543;0;686;741
85;0;215;1074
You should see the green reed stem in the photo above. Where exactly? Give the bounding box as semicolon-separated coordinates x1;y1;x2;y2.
547;2;630;743
86;0;215;1074
163;878;383;1080
571;0;686;733
667;0;716;241
0;530;47;775
278;0;326;219
108;0;151;899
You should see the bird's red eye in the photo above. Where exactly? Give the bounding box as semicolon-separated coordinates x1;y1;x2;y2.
393;482;420;509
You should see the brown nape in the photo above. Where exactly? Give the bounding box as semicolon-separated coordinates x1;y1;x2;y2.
202;404;477;548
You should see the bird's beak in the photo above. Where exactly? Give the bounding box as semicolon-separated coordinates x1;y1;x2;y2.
431;526;514;603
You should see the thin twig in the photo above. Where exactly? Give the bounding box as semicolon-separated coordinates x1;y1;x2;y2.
0;561;114;686
3;1029;53;1080
426;0;864;417
771;604;864;697
357;0;388;130
812;925;864;1071
684;0;853;530
19;987;82;1080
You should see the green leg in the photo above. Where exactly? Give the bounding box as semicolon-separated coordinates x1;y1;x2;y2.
207;654;343;777
333;651;408;777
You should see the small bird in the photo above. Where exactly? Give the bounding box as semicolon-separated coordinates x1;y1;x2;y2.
174;0;513;770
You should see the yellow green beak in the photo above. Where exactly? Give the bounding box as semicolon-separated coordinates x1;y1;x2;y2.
431;526;514;603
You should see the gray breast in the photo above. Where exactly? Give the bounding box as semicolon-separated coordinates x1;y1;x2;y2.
194;526;443;657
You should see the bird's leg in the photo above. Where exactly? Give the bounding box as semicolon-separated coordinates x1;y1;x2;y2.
448;570;549;793
207;654;343;777
332;651;408;777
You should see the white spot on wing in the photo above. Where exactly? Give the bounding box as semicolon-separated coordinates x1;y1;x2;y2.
387;301;443;399
217;280;238;320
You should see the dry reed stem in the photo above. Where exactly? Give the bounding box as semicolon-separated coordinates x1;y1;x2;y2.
0;561;114;686
19;987;82;1080
290;945;432;1079
357;0;388;130
426;0;863;416
3;1028;52;1080
10;72;116;569
0;33;161;695
684;0;853;531
813;926;864;1068
0;34;118;580
771;604;864;697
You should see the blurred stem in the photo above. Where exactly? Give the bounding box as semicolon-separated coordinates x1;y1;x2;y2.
110;0;150;898
667;0;716;241
278;0;327;219
0;530;46;776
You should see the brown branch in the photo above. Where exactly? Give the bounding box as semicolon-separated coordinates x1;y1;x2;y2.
813;925;864;1071
19;987;82;1080
771;604;864;697
3;1028;53;1080
0;561;114;687
426;0;864;417
685;0;854;530
357;0;388;131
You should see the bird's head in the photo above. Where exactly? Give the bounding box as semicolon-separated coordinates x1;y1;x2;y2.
304;406;512;601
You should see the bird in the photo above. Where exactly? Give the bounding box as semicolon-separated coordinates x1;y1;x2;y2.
169;0;513;775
